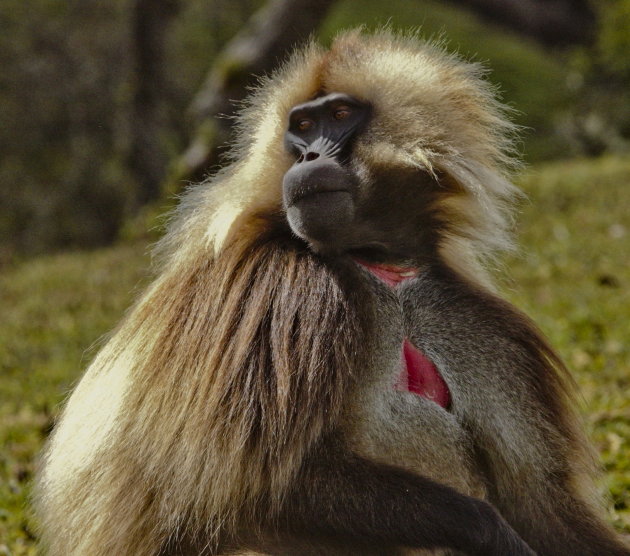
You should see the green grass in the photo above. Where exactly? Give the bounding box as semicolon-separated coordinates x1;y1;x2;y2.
0;243;151;554
1;157;629;552
503;156;630;532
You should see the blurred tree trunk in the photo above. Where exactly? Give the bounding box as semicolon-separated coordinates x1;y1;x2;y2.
446;0;595;47
129;0;180;207
173;0;337;187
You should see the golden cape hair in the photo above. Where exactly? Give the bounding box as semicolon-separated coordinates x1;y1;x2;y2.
158;29;520;286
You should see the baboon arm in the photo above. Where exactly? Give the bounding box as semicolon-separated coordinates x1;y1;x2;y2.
281;445;535;556
401;265;630;556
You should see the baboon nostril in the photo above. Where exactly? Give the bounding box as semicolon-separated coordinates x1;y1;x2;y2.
305;152;320;162
297;154;305;163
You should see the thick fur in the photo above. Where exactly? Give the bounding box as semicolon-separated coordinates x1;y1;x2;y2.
155;29;519;287
37;218;372;554
36;30;629;556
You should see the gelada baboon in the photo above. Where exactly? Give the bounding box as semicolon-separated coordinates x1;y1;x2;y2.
36;30;630;556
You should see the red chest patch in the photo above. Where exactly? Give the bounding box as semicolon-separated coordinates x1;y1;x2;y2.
355;259;451;409
396;339;451;408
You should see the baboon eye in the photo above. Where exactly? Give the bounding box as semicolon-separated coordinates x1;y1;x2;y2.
333;107;351;120
298;119;314;131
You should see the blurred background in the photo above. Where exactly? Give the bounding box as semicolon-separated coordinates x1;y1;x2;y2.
1;0;629;553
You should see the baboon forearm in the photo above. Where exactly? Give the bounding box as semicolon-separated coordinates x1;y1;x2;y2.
282;447;535;556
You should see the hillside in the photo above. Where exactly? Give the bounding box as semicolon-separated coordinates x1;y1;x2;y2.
1;156;629;553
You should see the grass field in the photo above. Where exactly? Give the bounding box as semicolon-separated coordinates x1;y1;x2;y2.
1;156;629;554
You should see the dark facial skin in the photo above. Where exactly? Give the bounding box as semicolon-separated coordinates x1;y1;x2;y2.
282;93;370;251
282;93;447;262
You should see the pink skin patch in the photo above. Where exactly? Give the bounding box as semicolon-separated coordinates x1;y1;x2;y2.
355;259;451;409
397;340;451;408
353;259;419;288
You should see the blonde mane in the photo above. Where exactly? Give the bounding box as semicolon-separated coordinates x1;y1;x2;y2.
157;29;520;288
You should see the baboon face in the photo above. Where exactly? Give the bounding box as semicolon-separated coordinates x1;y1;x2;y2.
282;93;446;262
282;93;369;252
